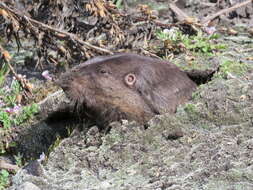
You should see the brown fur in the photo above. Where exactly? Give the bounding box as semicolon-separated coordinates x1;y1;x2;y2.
57;53;196;127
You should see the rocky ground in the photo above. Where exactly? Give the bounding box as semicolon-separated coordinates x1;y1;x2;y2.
8;31;253;190
1;0;253;190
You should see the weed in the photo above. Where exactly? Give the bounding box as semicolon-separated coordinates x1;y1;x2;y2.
191;91;200;101
183;31;226;54
10;80;21;95
0;77;38;129
47;134;61;155
0;111;11;129
0;77;38;155
183;103;200;121
0;169;9;190
3;95;16;108
156;28;226;55
0;103;38;129
113;0;123;9
13;103;38;126
0;148;5;154
217;59;249;78
184;103;196;114
14;153;23;167
0;62;9;87
3;80;21;107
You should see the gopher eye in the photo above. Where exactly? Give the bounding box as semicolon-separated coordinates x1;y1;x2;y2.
99;69;107;74
125;73;136;86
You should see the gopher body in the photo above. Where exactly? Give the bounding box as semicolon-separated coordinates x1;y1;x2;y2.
58;53;196;127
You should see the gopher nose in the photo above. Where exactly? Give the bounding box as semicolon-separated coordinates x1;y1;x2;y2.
60;85;69;91
55;77;71;91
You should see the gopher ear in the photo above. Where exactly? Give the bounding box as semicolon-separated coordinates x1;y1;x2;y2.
124;73;136;86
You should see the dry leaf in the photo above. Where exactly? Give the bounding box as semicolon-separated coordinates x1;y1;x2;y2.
0;8;8;18
16;94;22;104
227;28;238;35
185;17;196;24
2;51;11;62
248;28;253;36
26;83;33;91
246;57;253;61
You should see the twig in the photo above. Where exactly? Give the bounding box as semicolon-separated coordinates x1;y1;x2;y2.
0;2;113;55
0;160;19;172
201;0;253;25
140;48;161;59
0;45;33;97
132;16;177;28
6;59;33;97
169;3;190;22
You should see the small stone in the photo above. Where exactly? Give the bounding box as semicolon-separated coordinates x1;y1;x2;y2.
23;160;43;176
17;182;41;190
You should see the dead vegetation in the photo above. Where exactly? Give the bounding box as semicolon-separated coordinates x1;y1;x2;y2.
0;0;252;73
0;0;252;65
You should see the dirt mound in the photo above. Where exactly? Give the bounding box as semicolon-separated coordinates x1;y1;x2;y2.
9;64;253;190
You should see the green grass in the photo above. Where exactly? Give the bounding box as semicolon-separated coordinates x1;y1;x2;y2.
0;62;9;87
0;169;9;190
0;78;38;130
13;103;38;126
156;29;226;55
0;111;11;129
216;59;249;78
